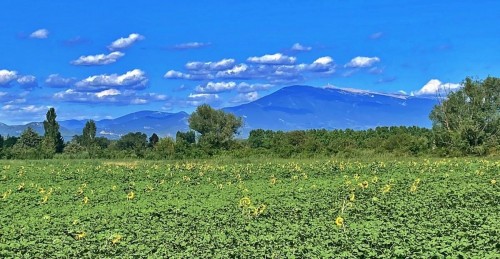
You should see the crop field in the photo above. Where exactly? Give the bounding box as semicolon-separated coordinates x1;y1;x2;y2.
0;159;498;257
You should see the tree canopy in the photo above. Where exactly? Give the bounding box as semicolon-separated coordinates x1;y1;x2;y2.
188;104;243;149
430;76;499;155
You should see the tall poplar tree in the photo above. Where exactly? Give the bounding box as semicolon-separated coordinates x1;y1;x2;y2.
43;107;64;155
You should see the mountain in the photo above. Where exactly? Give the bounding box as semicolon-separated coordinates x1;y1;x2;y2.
223;85;438;135
0;85;438;140
1;111;189;140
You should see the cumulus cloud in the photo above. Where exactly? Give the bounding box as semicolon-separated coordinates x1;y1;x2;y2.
45;74;76;88
17;75;38;89
308;56;335;73
108;33;144;50
173;42;211;50
247;53;296;65
195;81;237;93
0;69;18;86
164;70;188;79
290;43;312;52
2;104;47;113
30;29;49;39
231;91;259;104
75;69;148;92
71;51;124;66
237;82;274;93
54;88;166;105
215;64;250;79
95;89;121;98
414;79;462;96
164;70;214;80
186;59;235;71
187;93;220;106
164;54;337;84
345;56;380;68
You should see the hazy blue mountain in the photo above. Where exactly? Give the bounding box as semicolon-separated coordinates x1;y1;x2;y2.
0;85;438;140
224;85;438;136
95;111;189;139
1;111;189;140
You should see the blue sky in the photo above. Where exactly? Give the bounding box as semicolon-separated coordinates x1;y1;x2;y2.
1;0;499;124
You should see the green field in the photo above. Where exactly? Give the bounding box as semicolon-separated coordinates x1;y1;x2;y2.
0;159;498;257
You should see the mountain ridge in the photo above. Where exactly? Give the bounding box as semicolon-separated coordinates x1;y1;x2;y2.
0;85;438;139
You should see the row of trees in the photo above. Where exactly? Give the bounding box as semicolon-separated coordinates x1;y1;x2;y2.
0;76;498;159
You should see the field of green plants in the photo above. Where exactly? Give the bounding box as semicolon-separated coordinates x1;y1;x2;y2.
0;158;498;257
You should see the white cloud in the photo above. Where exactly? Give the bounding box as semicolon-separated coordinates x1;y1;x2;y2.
45;74;76;88
187;93;220;106
95;89;121;98
71;51;124;66
131;98;147;104
2;104;47;113
186;59;235;71
231;91;259;104
237;82;274;93
173;42;211;50
313;56;333;65
17;75;38;89
308;56;335;73
188;93;219;100
215;64;249;79
247;53;296;65
414;79;462;96
0;69;18;85
30;29;49;39
164;70;214;80
164;70;187;79
75;69;148;91
291;43;312;52
164;54;337;85
345;56;380;68
195;81;237;93
108;33;144;50
54;88;166;104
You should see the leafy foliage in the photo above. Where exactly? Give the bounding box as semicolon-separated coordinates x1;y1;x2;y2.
430;76;500;155
42;108;65;156
115;132;148;157
81;120;97;148
189;104;243;150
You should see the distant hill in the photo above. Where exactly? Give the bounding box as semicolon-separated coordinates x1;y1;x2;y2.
0;111;189;140
0;85;438;140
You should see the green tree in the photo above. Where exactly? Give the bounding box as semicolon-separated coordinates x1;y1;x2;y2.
188;104;243;150
176;131;196;145
154;137;176;158
82;120;97;148
42;107;64;156
12;127;43;159
149;133;159;147
4;136;18;148
0;134;3;158
430;76;500;155
116;132;148;157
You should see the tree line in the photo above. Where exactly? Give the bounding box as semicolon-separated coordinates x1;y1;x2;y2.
0;76;498;159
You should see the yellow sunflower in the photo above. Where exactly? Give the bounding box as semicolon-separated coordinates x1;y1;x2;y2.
335;216;344;227
239;197;251;207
